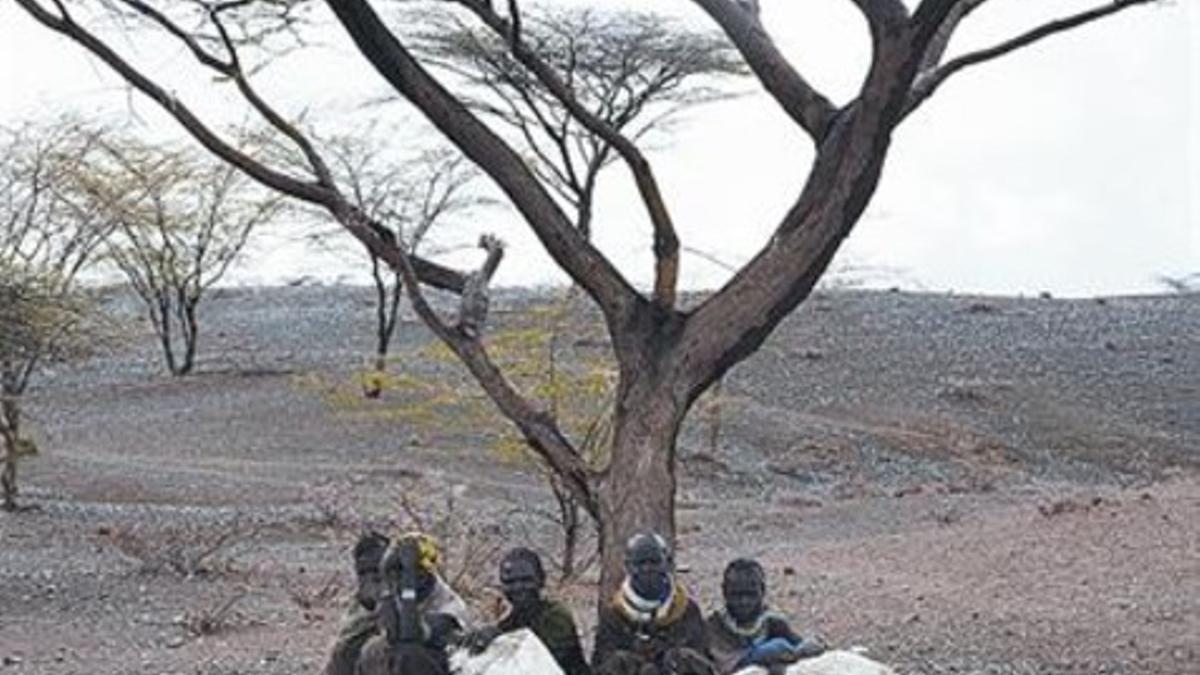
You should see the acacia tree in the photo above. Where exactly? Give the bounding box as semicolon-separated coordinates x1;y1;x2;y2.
16;0;1168;593
410;5;746;236
0;270;100;511
74;136;285;375
320;137;485;397
0;118;110;511
401;4;746;568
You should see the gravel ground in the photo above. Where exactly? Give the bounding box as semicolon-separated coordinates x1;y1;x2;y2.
1;285;1196;675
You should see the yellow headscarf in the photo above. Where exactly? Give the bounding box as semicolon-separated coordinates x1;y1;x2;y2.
393;531;441;573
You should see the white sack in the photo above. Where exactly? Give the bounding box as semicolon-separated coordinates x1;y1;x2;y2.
732;650;899;675
450;628;565;675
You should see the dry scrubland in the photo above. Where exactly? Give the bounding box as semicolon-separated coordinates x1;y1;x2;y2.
1;286;1196;675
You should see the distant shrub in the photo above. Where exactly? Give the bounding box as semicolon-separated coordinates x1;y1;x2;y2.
101;519;257;578
178;591;247;637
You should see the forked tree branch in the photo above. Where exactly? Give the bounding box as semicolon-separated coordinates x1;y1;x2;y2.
207;4;338;189
374;214;600;518
904;0;1160;117
913;0;990;78
681;0;1163;403
325;0;640;324
16;0;325;203
677;53;913;405
116;0;337;188
15;0;467;292
691;0;839;141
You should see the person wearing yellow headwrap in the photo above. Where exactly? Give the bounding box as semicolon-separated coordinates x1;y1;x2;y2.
323;531;474;675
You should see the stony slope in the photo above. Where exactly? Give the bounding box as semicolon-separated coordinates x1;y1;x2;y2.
1;286;1196;675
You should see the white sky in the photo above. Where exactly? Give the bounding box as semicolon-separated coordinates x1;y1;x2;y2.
1;0;1196;297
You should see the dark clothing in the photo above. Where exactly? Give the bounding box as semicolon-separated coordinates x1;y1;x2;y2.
593;647;715;675
355;638;449;675
323;578;472;675
593;585;715;675
325;598;379;675
497;599;590;675
703;610;819;674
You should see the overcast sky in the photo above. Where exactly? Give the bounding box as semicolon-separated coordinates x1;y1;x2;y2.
1;0;1195;297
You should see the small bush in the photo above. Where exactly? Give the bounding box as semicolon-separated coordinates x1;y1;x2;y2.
102;519;257;578
287;570;342;611
178;591;247;637
301;478;508;607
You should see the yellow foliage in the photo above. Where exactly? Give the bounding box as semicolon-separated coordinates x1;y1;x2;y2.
356;368;435;395
421;341;459;363
295;291;619;472
491;435;529;465
8;437;39;457
359;369;388;394
290;372;326;391
486;328;551;359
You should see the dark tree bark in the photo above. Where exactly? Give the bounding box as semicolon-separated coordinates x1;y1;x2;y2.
0;361;40;512
364;256;402;398
0;384;22;512
143;287;200;376
181;300;199;376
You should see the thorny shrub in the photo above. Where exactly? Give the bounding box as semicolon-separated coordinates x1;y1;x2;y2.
177;590;247;637
287;569;342;612
100;518;258;578
303;477;507;610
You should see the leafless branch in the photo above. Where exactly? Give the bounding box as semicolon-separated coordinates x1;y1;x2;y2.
360;206;599;517
905;0;1160;117
440;2;708;309
15;0;466;293
326;0;639;323
690;0;839;140
456;234;504;339
913;0;990;78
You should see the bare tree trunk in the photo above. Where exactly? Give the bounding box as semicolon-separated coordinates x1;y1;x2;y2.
596;382;683;601
365;256;403;399
150;293;200;376
1;383;22;512
178;300;199;376
154;299;179;376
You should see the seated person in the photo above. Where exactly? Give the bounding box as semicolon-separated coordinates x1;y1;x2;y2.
467;547;590;675
593;532;717;675
324;532;473;675
324;531;391;675
704;559;824;675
